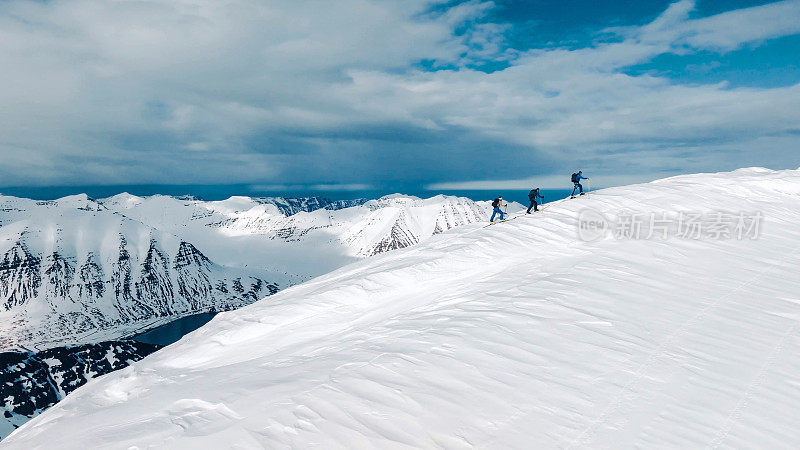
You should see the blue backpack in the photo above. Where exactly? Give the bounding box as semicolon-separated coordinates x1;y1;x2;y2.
571;173;579;183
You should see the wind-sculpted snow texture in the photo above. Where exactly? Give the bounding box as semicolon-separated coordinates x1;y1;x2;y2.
0;340;160;438
0;194;277;352
7;168;800;448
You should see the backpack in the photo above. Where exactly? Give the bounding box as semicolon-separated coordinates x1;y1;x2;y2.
492;198;500;208
528;189;538;200
571;173;579;183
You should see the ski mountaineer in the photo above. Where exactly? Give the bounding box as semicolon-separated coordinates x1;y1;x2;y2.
490;196;507;222
527;188;544;213
570;170;590;198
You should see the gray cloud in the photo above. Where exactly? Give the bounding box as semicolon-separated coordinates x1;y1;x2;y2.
0;0;798;189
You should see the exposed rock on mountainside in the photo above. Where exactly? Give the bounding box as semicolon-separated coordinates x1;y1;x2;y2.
252;196;367;216
0;195;278;352
0;243;41;311
0;341;161;438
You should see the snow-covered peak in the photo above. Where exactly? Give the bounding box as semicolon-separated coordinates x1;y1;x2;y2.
206;196;263;214
374;193;422;202
8;168;800;448
52;194;103;211
102;192;145;208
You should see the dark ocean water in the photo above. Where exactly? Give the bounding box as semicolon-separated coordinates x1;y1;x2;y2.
0;184;576;208
131;312;217;346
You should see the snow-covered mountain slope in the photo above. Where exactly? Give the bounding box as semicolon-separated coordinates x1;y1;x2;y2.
0;194;277;351
100;193;500;279
8;168;800;448
0;193;507;441
0;340;160;438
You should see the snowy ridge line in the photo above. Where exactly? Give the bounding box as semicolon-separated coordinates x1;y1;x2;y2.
235;196;568;382
483;196;567;227
279;200;527;288
565;240;800;449
6;168;800;448
363;196;570;288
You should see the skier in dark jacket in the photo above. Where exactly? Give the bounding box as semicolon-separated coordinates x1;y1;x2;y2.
527;188;544;213
571;171;589;198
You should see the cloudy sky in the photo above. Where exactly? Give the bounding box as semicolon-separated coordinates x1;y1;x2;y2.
1;0;799;191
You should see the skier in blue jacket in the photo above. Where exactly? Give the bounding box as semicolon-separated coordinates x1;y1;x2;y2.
570;171;589;198
490;196;507;222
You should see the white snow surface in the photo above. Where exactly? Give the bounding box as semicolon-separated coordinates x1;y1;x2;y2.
6;168;800;448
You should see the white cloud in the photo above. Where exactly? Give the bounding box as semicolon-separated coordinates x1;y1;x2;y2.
249;183;372;191
332;1;800;173
608;0;800;52
0;0;798;188
678;0;800;51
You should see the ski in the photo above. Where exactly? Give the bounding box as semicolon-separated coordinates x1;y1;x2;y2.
484;216;522;227
485;219;507;227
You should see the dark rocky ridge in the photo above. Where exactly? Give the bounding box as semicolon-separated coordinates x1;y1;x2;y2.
0;244;41;311
254;197;367;216
0;340;161;439
0;238;277;349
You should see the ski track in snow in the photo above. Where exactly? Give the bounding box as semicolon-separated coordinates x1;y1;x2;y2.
5;168;800;448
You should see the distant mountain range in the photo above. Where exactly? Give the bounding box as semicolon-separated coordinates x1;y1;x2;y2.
101;193;492;260
0;194;277;352
0;192;502;438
